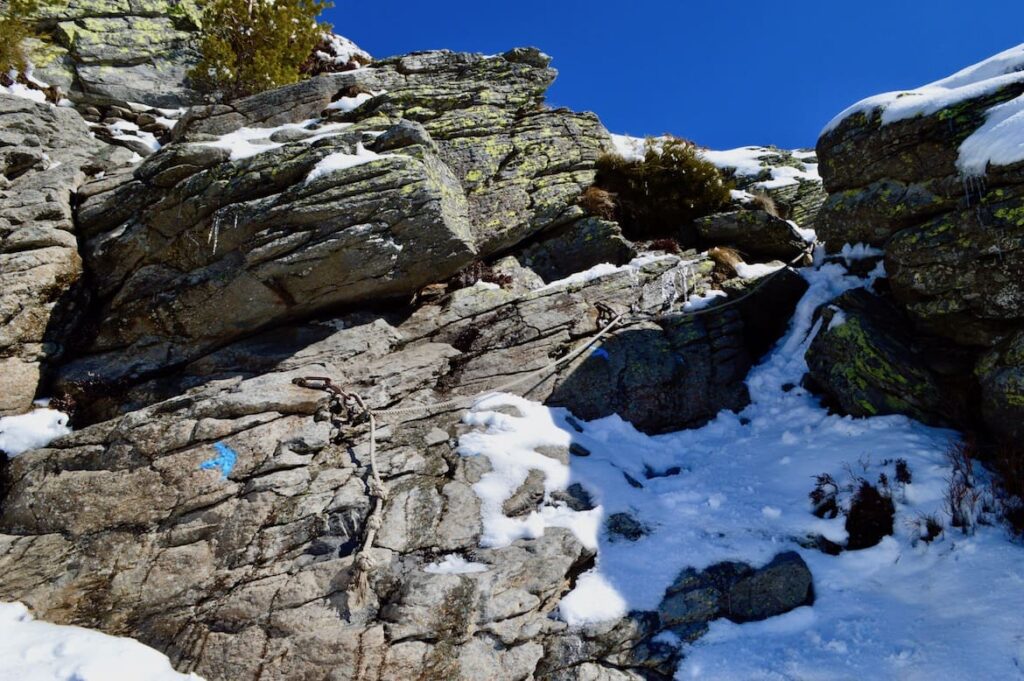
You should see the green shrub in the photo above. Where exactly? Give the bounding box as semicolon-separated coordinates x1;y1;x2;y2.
189;0;333;101
594;137;732;241
0;0;45;74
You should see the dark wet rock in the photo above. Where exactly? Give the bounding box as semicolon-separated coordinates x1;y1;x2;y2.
976;330;1024;443
551;483;595;512
805;289;965;427
658;551;813;639
519;217;637;283
605;513;647;542
695;209;808;261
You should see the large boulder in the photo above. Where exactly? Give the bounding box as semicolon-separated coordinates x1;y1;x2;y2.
31;0;203;107
817;48;1024;347
658;551;813;641
695;209;809;261
0;94;112;414
814;45;1024;444
178;49;612;253
60;123;477;388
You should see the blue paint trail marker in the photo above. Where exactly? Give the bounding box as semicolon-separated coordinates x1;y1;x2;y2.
199;442;237;480
591;347;610;360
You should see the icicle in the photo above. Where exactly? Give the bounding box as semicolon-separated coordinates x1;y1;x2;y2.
209;215;220;255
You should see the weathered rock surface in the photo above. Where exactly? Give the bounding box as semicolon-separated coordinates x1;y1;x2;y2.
817;79;1024;347
711;146;826;228
518;217;637;283
0;94;112;415
1;247;806;680
60;49;614;389
31;0;203;107
805;289;966;427
62;123;477;388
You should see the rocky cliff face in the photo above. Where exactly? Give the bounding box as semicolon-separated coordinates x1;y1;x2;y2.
812;48;1024;443
0;18;820;680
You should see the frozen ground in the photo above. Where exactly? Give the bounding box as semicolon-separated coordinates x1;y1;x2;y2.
458;259;1024;680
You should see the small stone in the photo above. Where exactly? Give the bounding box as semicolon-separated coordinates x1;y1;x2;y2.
424;427;449;446
605;512;647;541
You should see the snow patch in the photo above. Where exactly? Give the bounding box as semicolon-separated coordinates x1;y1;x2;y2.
734;261;784;279
701;146;820;190
458;394;601;550
557;571;628;626
537;254;677;292
822;42;1024;176
199;119;352;161
0;409;71;457
304;143;385;183
0;602;203;681
314;33;372;67
456;257;1024;676
826;306;848;331
839;242;885;264
326;90;385;113
683;289;728;312
423;555;489;575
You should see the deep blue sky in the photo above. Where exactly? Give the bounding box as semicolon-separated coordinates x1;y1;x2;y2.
323;1;1024;150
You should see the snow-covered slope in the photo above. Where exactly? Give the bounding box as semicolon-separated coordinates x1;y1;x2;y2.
458;259;1024;679
823;42;1024;176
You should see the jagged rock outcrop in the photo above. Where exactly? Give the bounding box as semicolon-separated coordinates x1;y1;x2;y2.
0;93;130;415
1;30;820;680
813;49;1024;443
57;49;616;390
709;146;826;228
29;0;202;107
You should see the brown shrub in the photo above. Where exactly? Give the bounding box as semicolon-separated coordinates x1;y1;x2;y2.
708;245;743;279
748;190;781;218
647;238;680;254
845;480;895;550
947;439;984;535
578;186;617;221
448;260;513;291
594;137;732;241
